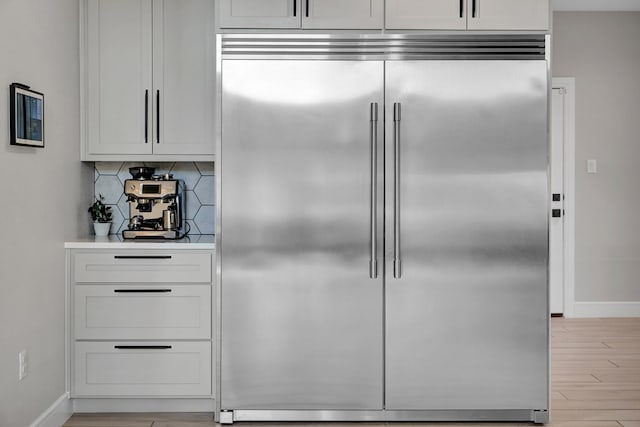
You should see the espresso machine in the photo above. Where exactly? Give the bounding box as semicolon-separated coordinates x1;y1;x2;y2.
122;167;186;239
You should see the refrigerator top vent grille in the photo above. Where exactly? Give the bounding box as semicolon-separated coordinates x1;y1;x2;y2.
220;34;546;60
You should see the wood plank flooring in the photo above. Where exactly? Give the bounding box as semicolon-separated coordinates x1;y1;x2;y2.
64;317;640;427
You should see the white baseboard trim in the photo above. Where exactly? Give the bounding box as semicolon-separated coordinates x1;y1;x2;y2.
572;301;640;318
30;393;73;427
73;398;215;413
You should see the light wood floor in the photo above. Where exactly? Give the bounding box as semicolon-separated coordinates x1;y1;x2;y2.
64;317;640;427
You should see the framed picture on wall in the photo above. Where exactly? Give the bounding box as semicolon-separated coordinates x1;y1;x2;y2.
10;83;45;148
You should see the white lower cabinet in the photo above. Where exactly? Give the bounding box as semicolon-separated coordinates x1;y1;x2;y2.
73;252;212;284
74;341;211;396
68;248;214;400
74;284;211;340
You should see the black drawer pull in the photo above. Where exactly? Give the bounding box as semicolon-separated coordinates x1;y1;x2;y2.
114;345;172;350
114;289;172;293
114;255;172;260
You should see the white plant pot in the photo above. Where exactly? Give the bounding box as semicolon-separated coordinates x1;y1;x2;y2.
93;222;111;236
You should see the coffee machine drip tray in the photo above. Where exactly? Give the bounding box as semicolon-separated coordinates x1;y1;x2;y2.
122;229;182;239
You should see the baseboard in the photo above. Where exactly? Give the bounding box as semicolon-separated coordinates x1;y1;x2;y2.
572;301;640;317
73;398;215;413
30;393;73;427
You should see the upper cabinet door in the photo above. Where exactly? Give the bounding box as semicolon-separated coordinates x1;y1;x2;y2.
152;0;215;155
385;0;466;30
385;0;548;30
218;0;301;28
303;0;383;29
86;0;153;155
466;0;549;30
83;0;215;160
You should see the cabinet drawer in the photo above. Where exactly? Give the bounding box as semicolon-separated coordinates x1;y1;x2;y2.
74;285;211;340
73;252;212;283
73;341;211;397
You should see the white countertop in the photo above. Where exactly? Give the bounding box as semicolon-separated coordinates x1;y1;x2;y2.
64;234;215;249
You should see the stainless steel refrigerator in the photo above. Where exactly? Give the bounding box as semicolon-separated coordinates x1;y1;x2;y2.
216;34;549;424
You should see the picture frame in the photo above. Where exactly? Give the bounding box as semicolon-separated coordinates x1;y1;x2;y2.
10;83;45;148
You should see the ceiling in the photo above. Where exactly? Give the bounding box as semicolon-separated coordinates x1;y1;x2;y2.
553;0;640;11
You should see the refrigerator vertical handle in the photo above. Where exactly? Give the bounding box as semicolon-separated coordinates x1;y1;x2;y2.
393;103;402;279
370;103;378;279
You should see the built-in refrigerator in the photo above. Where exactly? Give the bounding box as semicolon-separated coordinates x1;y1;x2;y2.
216;34;549;424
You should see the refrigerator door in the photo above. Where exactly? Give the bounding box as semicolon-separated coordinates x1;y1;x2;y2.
220;60;384;410
384;60;549;410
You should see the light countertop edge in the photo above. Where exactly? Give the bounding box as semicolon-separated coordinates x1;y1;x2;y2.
64;234;215;249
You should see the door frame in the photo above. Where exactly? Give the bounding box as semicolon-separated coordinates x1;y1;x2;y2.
551;77;576;317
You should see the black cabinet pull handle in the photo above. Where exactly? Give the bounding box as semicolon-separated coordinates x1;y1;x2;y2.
460;0;463;18
114;289;172;293
144;90;149;143
293;0;296;16
113;255;172;259
156;90;160;144
305;0;309;17
114;345;172;350
472;0;477;18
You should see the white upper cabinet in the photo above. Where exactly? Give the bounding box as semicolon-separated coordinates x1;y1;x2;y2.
83;0;215;161
385;0;549;30
386;0;466;30
219;0;300;28
86;0;153;155
466;0;549;30
218;0;383;29
304;0;383;29
152;0;216;156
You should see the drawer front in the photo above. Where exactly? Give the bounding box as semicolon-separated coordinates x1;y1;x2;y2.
73;341;211;397
74;285;211;340
73;251;212;283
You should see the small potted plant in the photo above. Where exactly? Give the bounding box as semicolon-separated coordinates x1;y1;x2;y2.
88;194;113;236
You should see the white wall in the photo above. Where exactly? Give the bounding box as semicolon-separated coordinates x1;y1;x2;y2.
552;12;640;307
0;1;93;426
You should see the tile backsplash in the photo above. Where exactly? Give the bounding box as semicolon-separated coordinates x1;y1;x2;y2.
94;162;215;235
